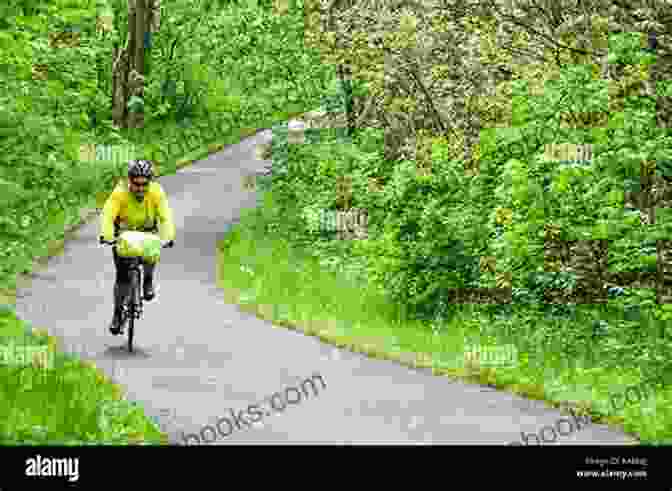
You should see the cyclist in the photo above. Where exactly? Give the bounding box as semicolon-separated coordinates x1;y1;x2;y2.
99;159;176;335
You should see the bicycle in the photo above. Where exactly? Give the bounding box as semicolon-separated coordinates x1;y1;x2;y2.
100;236;174;352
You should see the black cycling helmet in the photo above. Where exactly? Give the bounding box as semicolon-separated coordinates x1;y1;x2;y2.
128;159;154;180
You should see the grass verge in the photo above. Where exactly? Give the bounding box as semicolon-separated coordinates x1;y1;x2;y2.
215;203;672;445
0;305;167;445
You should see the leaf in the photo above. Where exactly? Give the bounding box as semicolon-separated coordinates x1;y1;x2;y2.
0;31;14;48
127;96;144;111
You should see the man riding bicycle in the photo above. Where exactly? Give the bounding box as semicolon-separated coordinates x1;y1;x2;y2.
99;159;176;335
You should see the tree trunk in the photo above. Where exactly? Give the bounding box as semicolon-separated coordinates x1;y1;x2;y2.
337;64;356;138
111;0;154;129
145;0;160;79
148;0;161;33
111;42;129;127
128;0;147;129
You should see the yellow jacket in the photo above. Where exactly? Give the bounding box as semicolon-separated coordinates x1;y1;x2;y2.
100;180;176;242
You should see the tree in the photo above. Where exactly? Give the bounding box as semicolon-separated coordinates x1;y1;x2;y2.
111;0;161;129
304;0;672;172
301;0;672;317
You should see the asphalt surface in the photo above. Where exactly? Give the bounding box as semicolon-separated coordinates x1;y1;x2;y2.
13;123;640;445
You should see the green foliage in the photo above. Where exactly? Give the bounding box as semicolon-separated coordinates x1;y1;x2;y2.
477;33;670;299
608;32;657;66
0;0;332;291
321;73;370;116
467;32;671;378
260;26;671;378
357;157;489;316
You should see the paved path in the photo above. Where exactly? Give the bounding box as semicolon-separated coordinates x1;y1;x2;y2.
14;124;640;445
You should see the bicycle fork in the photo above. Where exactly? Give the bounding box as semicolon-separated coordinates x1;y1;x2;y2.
117;270;143;321
129;271;143;319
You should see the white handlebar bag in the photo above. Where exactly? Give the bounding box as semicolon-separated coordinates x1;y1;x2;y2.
117;231;161;264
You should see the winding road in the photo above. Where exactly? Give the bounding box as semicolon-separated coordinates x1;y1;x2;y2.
13;122;640;445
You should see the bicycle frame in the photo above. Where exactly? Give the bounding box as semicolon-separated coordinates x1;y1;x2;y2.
118;256;144;353
101;237;174;352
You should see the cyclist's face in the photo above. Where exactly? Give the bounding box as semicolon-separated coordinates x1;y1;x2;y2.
129;177;148;200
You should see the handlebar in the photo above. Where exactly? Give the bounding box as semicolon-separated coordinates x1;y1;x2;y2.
100;236;175;249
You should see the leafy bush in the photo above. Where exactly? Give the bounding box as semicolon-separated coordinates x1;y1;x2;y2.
477;33;670;300
354;155;490;317
267;29;671;336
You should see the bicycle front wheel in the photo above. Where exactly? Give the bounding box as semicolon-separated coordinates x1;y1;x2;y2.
127;269;141;353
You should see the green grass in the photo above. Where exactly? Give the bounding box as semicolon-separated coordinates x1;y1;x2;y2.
0;306;168;445
215;201;672;445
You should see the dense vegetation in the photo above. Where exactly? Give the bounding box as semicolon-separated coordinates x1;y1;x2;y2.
2;0;672;444
0;0;332;294
0;0;334;444
264;0;672;386
262;36;672;375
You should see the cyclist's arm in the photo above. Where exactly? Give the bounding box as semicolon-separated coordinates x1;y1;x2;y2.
100;192;121;242
155;185;176;242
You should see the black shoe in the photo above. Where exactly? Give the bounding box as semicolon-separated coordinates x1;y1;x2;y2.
143;281;155;301
109;313;126;335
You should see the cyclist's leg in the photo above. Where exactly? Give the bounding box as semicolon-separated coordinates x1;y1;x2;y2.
142;226;158;300
111;245;131;331
142;259;156;300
